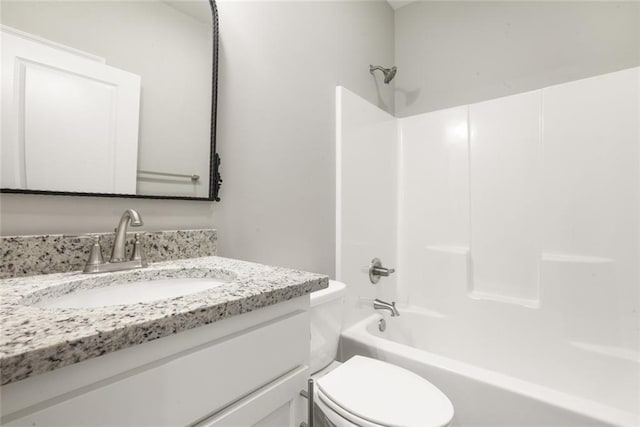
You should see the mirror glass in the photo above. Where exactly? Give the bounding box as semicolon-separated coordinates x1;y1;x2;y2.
0;0;219;200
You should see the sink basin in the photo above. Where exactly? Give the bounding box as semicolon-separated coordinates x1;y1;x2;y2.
25;268;236;309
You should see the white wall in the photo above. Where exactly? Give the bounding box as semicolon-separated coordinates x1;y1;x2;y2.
214;0;394;275
0;0;394;279
394;1;640;116
0;193;217;236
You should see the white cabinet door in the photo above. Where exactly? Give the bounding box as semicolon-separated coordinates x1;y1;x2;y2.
0;26;141;194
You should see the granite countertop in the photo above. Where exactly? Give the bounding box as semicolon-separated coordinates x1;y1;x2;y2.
0;256;328;386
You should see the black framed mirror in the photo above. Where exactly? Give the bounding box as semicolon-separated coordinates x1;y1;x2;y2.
0;0;221;201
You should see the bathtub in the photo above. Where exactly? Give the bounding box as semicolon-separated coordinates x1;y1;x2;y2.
340;309;639;427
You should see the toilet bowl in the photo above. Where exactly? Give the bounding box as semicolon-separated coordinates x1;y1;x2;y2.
309;280;454;427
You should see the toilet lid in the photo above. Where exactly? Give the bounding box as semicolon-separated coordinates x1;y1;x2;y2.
316;356;454;427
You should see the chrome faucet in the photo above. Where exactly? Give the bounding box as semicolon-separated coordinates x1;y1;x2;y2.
82;209;148;274
111;209;143;262
373;299;400;317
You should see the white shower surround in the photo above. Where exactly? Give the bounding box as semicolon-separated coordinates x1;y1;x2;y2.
336;67;639;422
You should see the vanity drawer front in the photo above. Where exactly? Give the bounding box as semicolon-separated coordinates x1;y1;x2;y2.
5;310;308;427
196;365;307;427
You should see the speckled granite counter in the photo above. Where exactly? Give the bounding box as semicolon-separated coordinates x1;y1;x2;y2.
0;256;328;386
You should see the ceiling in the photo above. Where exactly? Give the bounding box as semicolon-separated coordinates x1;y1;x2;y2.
166;0;414;16
387;0;416;11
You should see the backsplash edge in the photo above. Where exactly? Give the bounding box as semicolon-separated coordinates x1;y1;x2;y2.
0;229;217;279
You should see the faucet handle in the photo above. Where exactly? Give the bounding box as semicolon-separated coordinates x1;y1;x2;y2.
83;235;104;273
130;233;148;266
369;258;396;284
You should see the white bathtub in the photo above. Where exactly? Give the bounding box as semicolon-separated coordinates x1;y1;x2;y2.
340;309;639;427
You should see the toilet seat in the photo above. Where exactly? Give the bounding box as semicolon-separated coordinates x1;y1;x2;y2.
316;388;383;427
315;356;454;427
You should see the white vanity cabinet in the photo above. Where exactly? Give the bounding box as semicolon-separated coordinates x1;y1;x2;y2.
0;297;310;427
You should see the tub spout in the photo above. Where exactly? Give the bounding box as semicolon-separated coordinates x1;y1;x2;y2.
373;299;400;317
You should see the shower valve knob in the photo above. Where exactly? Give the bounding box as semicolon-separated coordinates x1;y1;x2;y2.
369;258;395;284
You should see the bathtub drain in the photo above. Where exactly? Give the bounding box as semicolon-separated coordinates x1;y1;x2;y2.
378;318;386;332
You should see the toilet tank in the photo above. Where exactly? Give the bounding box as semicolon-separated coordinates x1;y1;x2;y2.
310;280;346;374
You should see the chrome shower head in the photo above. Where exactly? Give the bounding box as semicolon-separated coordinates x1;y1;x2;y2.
370;65;397;84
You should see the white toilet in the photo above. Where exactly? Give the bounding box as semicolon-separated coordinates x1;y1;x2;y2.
309;280;454;427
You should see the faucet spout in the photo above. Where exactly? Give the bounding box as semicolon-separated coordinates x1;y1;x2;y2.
373;299;400;317
110;209;143;262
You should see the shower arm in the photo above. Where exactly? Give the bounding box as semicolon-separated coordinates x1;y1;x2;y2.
369;64;397;84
